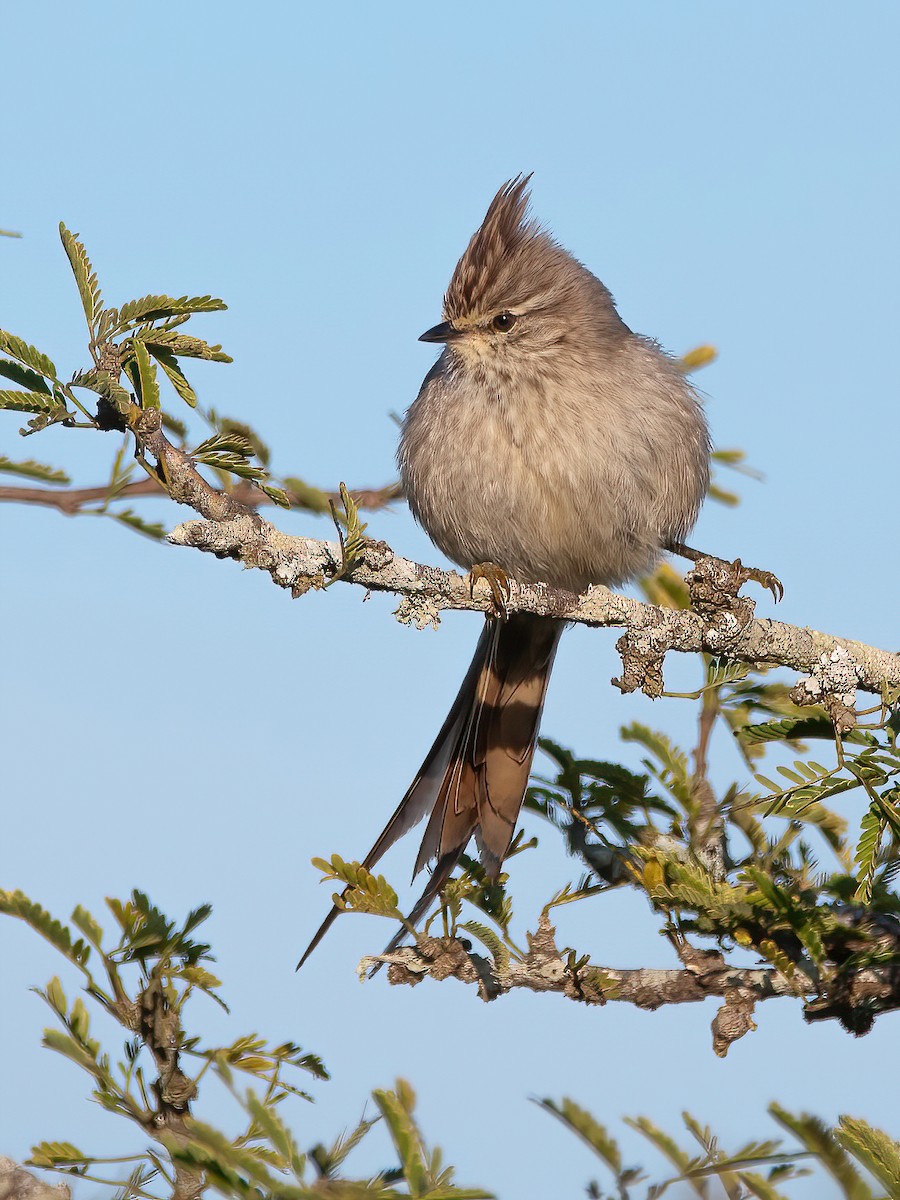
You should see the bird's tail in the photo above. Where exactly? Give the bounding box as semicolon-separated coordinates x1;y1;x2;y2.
297;613;563;969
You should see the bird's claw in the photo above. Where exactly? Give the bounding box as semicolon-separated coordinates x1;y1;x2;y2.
468;562;511;617
732;559;784;604
684;553;783;638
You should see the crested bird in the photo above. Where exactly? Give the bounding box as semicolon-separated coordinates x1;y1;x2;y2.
298;175;710;969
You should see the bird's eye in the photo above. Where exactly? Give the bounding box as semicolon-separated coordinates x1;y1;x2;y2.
491;312;517;333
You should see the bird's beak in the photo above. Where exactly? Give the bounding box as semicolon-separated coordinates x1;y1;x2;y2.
418;321;462;344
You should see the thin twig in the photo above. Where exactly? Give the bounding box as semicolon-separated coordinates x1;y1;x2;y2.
0;476;401;516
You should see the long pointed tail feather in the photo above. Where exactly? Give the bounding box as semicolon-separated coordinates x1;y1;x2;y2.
297;614;562;969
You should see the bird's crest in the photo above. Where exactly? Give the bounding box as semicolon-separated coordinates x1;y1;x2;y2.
443;174;548;322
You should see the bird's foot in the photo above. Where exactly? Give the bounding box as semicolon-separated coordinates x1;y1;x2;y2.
731;559;784;604
667;541;783;608
681;553;783;642
468;562;511;617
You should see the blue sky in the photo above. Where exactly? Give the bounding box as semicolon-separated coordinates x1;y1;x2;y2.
2;3;899;1196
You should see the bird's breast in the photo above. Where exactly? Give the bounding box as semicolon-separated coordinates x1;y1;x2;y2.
398;356;708;592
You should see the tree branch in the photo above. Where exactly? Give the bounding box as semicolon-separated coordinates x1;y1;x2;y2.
362;916;900;1056
166;507;900;702
91;402;895;705
0;474;400;517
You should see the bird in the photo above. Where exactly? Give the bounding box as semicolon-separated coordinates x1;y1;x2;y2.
298;175;710;969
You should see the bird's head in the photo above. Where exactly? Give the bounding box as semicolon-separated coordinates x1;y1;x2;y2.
419;175;625;373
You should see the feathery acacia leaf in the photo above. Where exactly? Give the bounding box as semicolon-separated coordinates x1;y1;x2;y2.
131;340;160;409
373;1082;429;1198
0;330;57;380
0;455;70;483
138;328;232;361
0;389;62;415
149;346;198;407
114;294;227;331
854;804;886;903
105;509;167;540
59;224;102;330
837;1117;900;1196
70;905;104;949
193;432;257;458
310;1115;381;1178
326;483;369;586
0;356;52;393
458;921;511;972
769;1104;873;1200
312;856;401;918
621;722;693;809
0;890;91;969
537;1098;623;1173
29;1141;91;1170
258;482;291;508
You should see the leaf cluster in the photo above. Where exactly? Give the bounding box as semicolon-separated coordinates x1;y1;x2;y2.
0;226;361;533
2;888;485;1200
315;571;900;1040
539;1095;900;1200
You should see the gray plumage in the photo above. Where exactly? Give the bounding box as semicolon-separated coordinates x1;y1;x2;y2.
298;176;710;969
401;175;710;592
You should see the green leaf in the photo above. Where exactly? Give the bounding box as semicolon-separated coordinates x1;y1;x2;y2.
246;1090;306;1175
199;453;266;482
620;723;692;810
132;340;160;409
458;921;510;972
70;996;90;1041
537;1098;623;1173
837;1117;900;1196
0;357;52;394
312;856;400;918
708;483;740;506
70;367;134;417
71;905;104;949
854;803;886;903
0;455;70;484
0;389;61;414
326;482;369;586
282;477;332;514
45;976;67;1017
114;294;227;331
258;482;291;508
59;223;102;330
734;1172;792;1200
743;716;841;746
311;1115;381;1178
179;964;222;990
373;1081;429;1198
161;410;189;439
42;1027;98;1072
193;431;257;458
149;346;198;407
190;429;265;480
206;414;271;465
769;1105;872;1200
0;890;91;968
140;329;232;361
164;1119;290;1197
106;509;167;540
29;1141;90;1169
629;1113;697;1168
0;329;57;379
640;560;692;609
